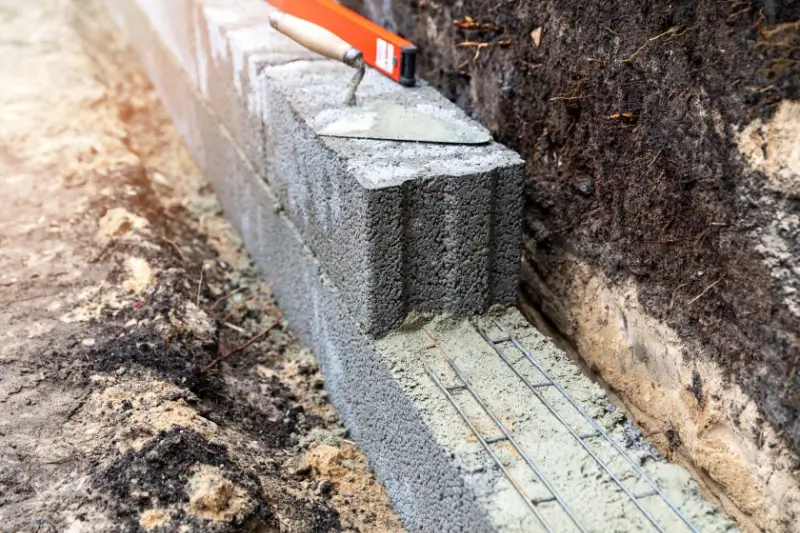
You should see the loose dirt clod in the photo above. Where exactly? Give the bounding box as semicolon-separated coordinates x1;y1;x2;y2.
186;466;251;523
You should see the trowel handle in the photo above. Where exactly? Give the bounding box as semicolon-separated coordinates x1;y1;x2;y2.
268;12;362;68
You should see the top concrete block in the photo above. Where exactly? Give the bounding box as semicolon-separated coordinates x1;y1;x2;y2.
191;0;322;172
285;63;524;189
252;59;525;334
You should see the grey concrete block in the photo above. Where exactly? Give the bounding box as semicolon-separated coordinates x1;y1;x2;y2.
136;0;197;84
258;59;525;331
191;0;320;167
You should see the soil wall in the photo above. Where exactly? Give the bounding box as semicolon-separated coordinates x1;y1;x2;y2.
348;0;800;531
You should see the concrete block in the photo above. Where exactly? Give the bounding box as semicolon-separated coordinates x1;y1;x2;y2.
136;0;197;84
258;59;524;333
191;0;320;167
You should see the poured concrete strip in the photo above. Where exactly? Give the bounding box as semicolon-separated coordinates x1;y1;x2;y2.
104;1;736;531
126;0;525;335
382;311;736;532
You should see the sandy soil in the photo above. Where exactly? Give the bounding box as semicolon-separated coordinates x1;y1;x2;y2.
0;1;403;531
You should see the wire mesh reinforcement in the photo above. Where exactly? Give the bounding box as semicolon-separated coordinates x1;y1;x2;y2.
424;321;701;533
426;369;556;533
425;328;587;533
477;320;700;533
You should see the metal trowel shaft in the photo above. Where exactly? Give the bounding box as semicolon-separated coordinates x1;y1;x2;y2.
268;12;365;105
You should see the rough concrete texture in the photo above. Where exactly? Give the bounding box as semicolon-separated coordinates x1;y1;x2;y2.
105;0;737;530
133;0;525;335
259;60;524;333
378;309;736;532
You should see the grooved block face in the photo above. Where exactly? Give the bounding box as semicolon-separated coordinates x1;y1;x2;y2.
255;75;403;333
191;0;319;166
255;60;525;331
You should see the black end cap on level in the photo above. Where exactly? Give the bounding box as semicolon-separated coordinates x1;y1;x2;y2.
400;45;417;87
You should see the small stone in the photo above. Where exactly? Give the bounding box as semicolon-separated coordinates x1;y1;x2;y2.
298;362;317;375
531;26;543;47
131;490;150;502
573;178;595;196
316;480;333;495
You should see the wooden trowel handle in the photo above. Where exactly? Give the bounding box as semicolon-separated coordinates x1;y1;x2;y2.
269;12;362;68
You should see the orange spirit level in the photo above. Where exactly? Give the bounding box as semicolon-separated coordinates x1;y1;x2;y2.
265;0;417;86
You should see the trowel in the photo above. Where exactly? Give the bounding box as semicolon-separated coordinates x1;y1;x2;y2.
269;12;491;145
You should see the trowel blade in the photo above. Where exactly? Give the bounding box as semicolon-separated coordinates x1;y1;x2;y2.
317;100;492;145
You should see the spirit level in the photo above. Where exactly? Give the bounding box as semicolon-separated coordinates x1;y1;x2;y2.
265;0;417;86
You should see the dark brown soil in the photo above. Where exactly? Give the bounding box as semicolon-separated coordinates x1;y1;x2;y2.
380;0;800;456
99;428;277;532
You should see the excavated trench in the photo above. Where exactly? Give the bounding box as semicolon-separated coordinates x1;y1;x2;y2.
344;0;800;531
15;0;791;530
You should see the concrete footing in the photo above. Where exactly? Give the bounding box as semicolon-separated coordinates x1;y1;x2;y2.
104;1;736;531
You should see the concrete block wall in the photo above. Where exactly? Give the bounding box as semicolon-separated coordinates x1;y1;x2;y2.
116;0;525;335
103;0;537;529
102;1;513;530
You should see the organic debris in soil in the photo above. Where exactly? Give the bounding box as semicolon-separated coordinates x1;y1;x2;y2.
96;427;277;532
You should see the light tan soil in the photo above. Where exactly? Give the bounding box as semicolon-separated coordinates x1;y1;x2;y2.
519;261;800;532
0;1;404;531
